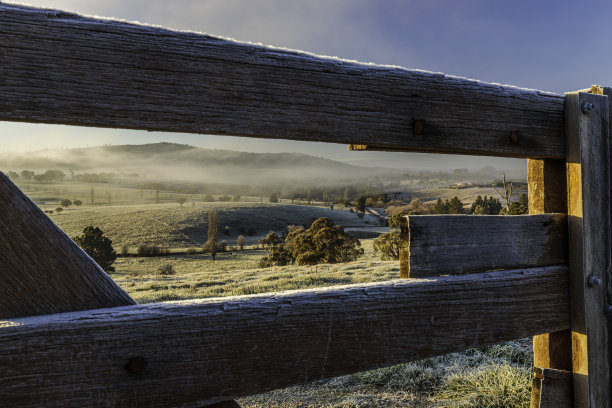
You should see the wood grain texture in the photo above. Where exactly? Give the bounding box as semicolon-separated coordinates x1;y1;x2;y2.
0;267;570;407
565;91;611;408
0;172;135;318
400;214;567;278
527;158;572;408
0;3;565;158
527;159;567;215
531;367;573;408
603;88;612;408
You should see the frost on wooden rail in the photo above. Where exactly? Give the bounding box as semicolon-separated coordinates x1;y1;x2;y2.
0;3;564;158
0;267;569;407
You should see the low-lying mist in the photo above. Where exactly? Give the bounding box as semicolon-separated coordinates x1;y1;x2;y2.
0;142;402;185
0;142;525;197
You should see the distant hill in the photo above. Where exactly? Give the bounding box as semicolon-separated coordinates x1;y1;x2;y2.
0;142;398;185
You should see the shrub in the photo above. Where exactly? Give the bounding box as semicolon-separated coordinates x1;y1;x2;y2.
120;244;129;256
60;199;72;208
73;226;117;272
136;243;169;257
373;230;400;260
73;199;83;207
156;264;176;276
186;247;199;255
259;217;363;267
237;235;246;250
55;207;64;214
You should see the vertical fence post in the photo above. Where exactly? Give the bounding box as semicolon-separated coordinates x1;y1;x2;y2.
565;90;611;407
528;159;572;407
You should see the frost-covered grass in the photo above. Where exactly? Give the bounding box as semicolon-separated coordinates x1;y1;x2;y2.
111;239;398;303
240;340;532;408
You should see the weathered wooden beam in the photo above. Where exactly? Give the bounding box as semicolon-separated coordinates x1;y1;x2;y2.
0;267;569;407
565;91;611;407
531;367;573;408
528;158;573;407
399;214;567;278
0;4;565;158
0;172;135;318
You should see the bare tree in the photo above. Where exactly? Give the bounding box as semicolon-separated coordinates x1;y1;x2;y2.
205;210;219;260
492;173;513;215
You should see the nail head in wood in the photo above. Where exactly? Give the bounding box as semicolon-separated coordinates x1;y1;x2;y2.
126;357;145;373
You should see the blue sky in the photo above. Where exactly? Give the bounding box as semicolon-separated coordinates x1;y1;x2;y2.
3;0;611;171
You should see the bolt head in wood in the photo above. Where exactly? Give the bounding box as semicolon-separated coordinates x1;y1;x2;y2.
126;357;145;373
581;102;595;114
587;275;602;287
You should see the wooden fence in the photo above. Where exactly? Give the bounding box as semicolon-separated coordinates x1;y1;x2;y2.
0;3;609;407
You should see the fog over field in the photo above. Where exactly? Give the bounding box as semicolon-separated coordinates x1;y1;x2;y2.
0;142;407;185
0;142;526;186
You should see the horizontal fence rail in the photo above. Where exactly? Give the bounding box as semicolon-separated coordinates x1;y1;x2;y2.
0;3;565;158
400;214;568;278
0;267;569;407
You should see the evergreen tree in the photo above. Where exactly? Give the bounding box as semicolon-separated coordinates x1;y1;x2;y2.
471;195;483;213
482;196;502;215
448;196;464;214
73;226;117;272
434;198;448;214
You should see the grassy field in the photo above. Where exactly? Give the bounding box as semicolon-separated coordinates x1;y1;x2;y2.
16;180;532;408
111;240;398;303
239;339;532;408
16;181;381;248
